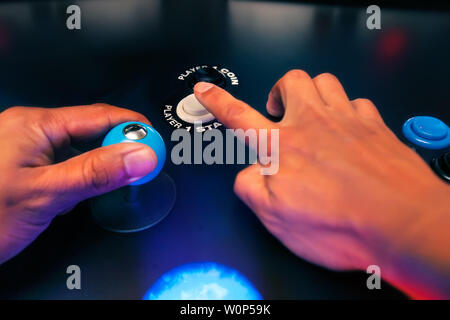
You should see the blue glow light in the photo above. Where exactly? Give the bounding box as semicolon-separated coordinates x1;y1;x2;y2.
143;262;262;300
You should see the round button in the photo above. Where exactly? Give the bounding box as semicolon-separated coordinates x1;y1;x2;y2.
102;122;166;186
188;67;226;88
176;94;215;124
411;116;448;140
402;116;450;150
182;95;210;116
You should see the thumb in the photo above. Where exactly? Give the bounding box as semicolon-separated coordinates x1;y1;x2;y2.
40;142;157;204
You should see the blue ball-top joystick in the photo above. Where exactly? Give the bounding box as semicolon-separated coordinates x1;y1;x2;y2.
91;122;176;233
102;122;166;185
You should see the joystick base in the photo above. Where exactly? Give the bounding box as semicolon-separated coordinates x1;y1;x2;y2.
91;172;176;233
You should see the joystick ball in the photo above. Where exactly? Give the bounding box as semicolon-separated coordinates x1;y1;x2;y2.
102;122;166;185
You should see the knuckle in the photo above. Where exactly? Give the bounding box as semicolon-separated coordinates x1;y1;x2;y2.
315;72;338;83
279;69;311;89
36;109;71;144
285;69;309;80
353;98;372;105
2;106;25;115
0;107;48;131
83;156;113;192
92;103;149;124
1;106;27;120
223;99;246;123
44;108;62;125
90;103;112;113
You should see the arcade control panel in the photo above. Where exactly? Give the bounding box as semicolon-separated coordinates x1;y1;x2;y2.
0;0;449;300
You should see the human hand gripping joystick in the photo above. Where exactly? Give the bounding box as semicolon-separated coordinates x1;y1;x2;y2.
0;104;165;264
91;122;176;232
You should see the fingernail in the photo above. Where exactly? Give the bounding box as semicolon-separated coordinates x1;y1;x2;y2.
123;145;157;179
194;82;214;93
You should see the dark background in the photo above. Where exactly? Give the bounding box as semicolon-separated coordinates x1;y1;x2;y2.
0;0;449;299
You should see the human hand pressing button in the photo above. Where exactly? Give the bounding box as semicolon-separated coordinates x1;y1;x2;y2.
194;70;450;299
0;104;156;264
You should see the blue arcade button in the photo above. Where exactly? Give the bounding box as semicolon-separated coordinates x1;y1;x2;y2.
402;116;450;149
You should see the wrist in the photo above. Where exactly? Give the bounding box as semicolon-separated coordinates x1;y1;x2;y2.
373;182;450;299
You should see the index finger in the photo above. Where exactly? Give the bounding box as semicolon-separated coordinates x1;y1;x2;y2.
45;103;151;145
194;82;276;131
266;70;326;122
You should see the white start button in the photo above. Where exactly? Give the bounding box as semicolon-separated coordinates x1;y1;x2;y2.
176;94;215;124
